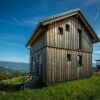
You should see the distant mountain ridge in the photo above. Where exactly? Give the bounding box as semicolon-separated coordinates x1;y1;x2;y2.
0;66;15;73
0;61;29;72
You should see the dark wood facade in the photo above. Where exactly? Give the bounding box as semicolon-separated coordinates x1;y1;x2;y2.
26;9;99;85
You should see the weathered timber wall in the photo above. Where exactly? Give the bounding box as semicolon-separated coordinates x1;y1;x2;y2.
46;17;92;52
30;31;47;54
46;47;92;84
30;16;93;85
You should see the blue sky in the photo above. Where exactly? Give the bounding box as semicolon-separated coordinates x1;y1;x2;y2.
0;0;100;63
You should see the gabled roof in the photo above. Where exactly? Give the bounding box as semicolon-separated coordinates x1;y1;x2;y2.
26;8;100;47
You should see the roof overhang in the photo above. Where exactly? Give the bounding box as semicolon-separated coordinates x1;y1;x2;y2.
25;8;100;47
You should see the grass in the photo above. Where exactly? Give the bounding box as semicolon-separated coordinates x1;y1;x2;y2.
0;76;100;100
0;71;24;81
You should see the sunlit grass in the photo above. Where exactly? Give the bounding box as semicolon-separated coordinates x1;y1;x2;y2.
0;76;100;100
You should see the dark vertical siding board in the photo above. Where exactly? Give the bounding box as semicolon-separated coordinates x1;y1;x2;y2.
48;47;51;83
52;23;54;47
71;19;73;49
59;49;60;82
52;48;55;83
61;50;64;81
56;49;58;82
54;48;55;83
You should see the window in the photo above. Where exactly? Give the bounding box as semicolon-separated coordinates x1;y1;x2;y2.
67;54;71;61
65;24;70;31
78;29;82;49
77;55;82;67
58;27;63;35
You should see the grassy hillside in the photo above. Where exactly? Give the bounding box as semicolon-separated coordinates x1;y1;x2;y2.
0;76;100;100
0;71;24;81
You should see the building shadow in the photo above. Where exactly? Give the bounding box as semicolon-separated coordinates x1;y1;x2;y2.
0;83;23;92
0;82;47;92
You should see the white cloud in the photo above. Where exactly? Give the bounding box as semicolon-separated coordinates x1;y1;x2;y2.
93;50;100;53
85;0;100;6
0;41;24;48
96;32;100;39
94;27;100;39
0;17;44;26
13;17;42;26
98;34;100;39
0;32;27;48
94;12;100;21
0;19;15;25
0;33;26;42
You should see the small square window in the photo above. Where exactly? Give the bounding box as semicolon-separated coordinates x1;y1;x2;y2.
58;27;63;35
77;55;82;67
67;54;71;61
65;24;70;31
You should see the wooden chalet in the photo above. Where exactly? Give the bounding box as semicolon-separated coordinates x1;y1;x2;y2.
26;8;100;85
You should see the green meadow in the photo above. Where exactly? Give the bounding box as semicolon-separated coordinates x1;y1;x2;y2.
0;76;100;100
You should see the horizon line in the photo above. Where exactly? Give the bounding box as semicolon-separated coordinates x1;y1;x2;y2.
0;60;29;64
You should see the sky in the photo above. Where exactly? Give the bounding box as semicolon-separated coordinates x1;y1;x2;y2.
0;0;100;63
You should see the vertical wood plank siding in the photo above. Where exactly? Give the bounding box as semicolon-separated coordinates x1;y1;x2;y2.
46;17;92;52
30;16;93;85
46;17;92;85
47;47;92;84
30;31;47;54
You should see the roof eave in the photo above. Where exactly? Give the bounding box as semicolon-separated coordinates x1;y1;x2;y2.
78;11;100;43
25;22;42;47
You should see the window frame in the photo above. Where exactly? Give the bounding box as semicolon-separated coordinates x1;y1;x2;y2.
65;24;70;31
77;55;82;67
77;29;82;50
67;54;71;61
58;27;63;35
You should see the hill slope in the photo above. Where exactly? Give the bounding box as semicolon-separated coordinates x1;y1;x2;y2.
0;61;29;72
0;66;14;73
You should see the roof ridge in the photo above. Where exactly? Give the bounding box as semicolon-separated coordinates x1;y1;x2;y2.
40;8;80;22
